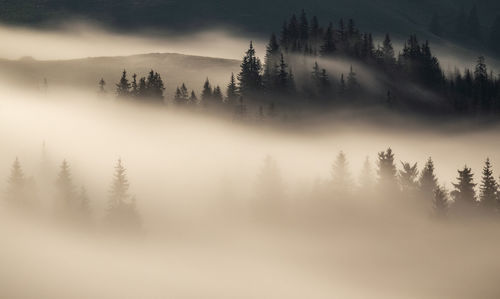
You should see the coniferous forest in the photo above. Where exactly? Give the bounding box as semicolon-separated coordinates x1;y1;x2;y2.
4;3;500;299
103;11;500;121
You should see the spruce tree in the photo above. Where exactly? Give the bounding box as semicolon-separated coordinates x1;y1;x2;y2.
451;166;477;211
263;34;280;90
131;74;138;97
226;73;238;105
299;9;309;42
5;158;27;208
320;23;336;56
213;85;224;103
339;74;346;96
382;34;396;65
201;78;213;106
77;186;91;222
419;158;438;200
188;90;198;106
55;160;77;213
107;159;141;230
377;148;398;191
331;151;352;192
237;41;263;98
479;158;498;212
399;162;419;194
116;70;131;98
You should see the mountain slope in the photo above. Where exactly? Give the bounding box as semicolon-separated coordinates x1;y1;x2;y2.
0;53;240;96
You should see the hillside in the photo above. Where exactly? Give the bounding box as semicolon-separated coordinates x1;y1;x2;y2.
0;53;240;96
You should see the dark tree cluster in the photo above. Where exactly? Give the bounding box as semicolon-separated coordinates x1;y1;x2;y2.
102;11;500;121
116;70;165;103
5;157;141;231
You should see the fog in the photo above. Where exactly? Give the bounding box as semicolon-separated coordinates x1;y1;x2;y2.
0;22;265;60
2;22;500;299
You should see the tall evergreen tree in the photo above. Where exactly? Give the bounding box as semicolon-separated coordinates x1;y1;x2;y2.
238;41;263;98
479;158;498;212
55;160;77;214
116;70;130;98
320;23;336;56
131;74;138;97
213;85;224;103
331;151;352;193
382;34;396;65
226;73;238;105
377;148;398;191
451;166;477;211
188;90;198;106
419;158;438;200
201;78;213;106
263;34;280;90
299;9;309;42
5;158;28;208
346;65;360;92
399;162;419;194
106;159;141;230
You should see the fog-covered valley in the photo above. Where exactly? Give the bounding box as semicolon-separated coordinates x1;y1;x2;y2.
2;8;500;299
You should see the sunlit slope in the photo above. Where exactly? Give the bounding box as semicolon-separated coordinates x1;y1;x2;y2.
0;53;240;95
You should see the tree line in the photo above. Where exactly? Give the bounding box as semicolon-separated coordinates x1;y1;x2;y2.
6;147;500;227
99;11;500;120
5;157;141;231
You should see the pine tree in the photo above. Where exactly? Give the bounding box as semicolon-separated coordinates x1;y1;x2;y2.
276;53;293;94
433;185;449;218
399;162;419;194
5;158;27;207
331;151;352;193
201;78;213;106
116;70;130;98
419;158;438;200
226;73;238;105
263;34;280;90
238;41;263;98
451;166;477;211
382;34;396;65
213;85;224;103
479;158;498;212
377;148;398;191
106;159;141;230
320;23;336;56
188;90;198;106
174;83;189;105
55;160;77;213
131;74;138;97
299;9;309;42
